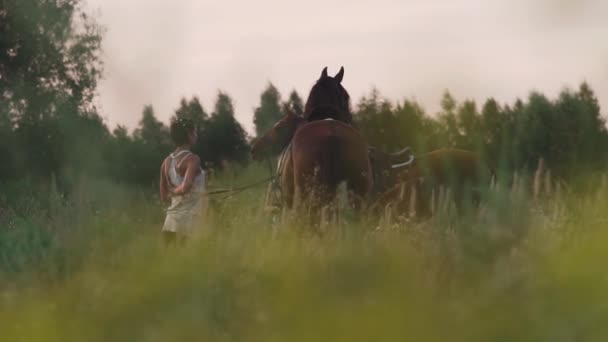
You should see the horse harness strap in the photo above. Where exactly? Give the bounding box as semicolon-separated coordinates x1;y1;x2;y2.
275;142;292;179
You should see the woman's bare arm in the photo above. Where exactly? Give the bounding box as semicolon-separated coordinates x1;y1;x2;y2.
159;159;171;204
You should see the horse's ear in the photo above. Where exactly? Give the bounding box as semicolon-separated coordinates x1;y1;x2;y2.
321;67;328;78
335;66;344;83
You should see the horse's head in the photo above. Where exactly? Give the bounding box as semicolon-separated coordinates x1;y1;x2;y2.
251;105;303;161
304;67;352;123
369;146;416;193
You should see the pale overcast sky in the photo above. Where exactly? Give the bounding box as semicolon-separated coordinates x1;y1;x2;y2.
85;0;608;135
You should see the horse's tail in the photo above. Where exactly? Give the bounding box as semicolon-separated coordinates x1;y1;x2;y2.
319;135;342;187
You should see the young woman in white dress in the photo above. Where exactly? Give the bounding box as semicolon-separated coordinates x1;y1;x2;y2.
159;118;206;246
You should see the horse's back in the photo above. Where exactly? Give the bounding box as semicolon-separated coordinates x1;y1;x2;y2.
417;148;490;184
290;120;372;201
292;120;369;170
293;119;362;141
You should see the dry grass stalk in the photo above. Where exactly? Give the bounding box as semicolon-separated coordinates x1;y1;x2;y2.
544;168;552;196
533;158;545;200
511;171;519;195
409;183;417;218
430;188;436;215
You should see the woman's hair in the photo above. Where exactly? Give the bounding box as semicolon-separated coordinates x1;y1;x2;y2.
170;117;195;146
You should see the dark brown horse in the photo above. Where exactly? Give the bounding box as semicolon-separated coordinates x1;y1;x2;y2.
287;120;372;219
251;66;353;161
250;108;412;216
374;148;494;218
250;106;412;196
252;67;370;223
249;108;410;211
251;111;372;218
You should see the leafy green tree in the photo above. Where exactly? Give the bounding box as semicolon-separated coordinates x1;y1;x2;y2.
0;105;18;178
173;97;210;165
134;105;169;146
393;99;429;152
285;90;304;115
354;88;399;150
455;99;482;150
253;83;282;137
551;83;607;174
437;91;459;147
103;125;136;183
204;92;249;168
1;0;104;182
480;98;505;168
174;97;208;129
129;105;171;186
517;92;555;170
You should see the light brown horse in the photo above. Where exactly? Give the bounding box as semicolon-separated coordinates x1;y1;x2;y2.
251;105;303;161
374;148;494;218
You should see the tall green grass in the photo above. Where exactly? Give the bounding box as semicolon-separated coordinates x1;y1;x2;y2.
2;166;608;341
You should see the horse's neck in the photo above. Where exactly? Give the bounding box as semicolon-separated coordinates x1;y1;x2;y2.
306;105;339;121
294;116;306;129
274;118;304;152
305;105;354;126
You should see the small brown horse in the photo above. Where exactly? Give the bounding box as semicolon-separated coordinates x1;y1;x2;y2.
374;148;494;218
251;105;303;161
368;146;415;194
287;119;372;219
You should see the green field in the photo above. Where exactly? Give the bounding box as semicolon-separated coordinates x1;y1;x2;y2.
2;165;608;341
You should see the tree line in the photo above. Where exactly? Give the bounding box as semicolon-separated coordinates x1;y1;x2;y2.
352;85;607;179
1;0;607;194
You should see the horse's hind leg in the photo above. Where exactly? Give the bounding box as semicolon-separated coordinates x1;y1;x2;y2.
293;172;320;229
348;171;372;216
281;157;295;210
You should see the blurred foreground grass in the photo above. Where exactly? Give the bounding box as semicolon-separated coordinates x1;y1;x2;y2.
2;166;608;341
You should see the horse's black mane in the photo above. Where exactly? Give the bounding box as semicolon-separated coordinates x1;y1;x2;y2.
304;76;352;124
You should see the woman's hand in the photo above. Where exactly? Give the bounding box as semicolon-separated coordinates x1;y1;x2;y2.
168;186;179;196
